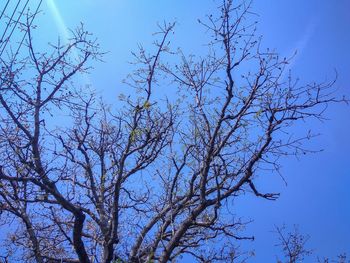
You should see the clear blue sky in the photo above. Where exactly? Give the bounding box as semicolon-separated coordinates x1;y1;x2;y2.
7;0;350;261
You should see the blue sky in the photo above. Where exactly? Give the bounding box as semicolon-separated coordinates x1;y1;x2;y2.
4;0;350;261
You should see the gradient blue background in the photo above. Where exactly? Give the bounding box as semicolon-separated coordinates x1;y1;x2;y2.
2;0;349;261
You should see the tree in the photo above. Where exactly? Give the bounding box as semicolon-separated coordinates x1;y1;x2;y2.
274;225;312;263
0;0;345;262
273;225;349;263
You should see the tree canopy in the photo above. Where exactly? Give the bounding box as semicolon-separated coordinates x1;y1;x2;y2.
0;0;347;262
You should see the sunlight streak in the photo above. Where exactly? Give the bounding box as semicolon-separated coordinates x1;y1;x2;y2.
46;0;92;88
47;0;70;43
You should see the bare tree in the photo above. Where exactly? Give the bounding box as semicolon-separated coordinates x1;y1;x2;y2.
0;1;346;262
274;225;349;263
318;254;350;263
274;225;312;263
